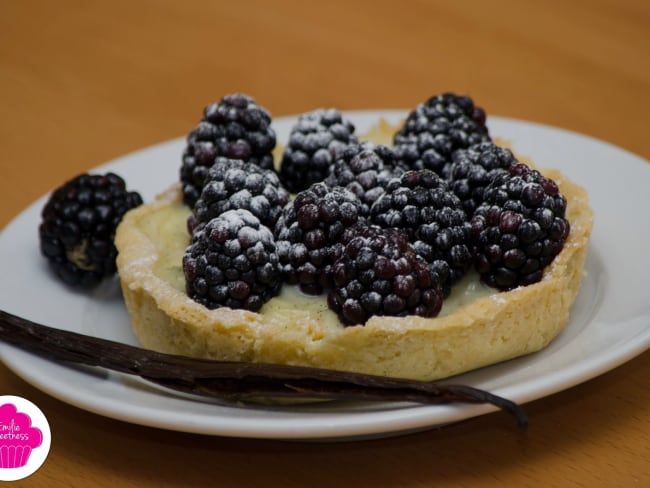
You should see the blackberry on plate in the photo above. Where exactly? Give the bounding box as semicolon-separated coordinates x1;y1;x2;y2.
280;108;358;193
328;225;443;326
446;141;518;217
180;93;276;206
274;182;364;295
183;209;282;312
189;157;289;234
324;142;405;216
393;93;490;177
370;169;473;295
39;172;143;287
470;163;570;290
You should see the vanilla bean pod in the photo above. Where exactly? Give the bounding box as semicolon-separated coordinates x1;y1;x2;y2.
0;309;527;429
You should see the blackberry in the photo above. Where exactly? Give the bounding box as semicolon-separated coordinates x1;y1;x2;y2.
38;172;143;287
393;93;490;177
189;157;289;234
370;170;473;294
274;182;364;295
470;163;571;290
182;209;282;311
280;108;358;193
180;93;276;206
328;225;443;326
324;142;405;216
447;142;518;217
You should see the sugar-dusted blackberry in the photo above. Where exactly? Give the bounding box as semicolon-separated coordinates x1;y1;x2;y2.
393;93;490;177
447;142;518;217
470;163;571;290
274;182;364;295
180;93;276;206
324;142;405;216
183;209;282;311
39;172;143;287
370;169;472;294
327;225;443;326
189;157;289;234
279;109;358;193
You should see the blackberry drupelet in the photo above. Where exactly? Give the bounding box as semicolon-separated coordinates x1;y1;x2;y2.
328;225;443;326
39;172;143;287
280;108;358;193
182;209;282;312
446;142;518;217
370;169;473;295
180;93;276;206
189;157;289;234
274;182;364;295
393;93;490;177
324;142;405;216
470;163;570;290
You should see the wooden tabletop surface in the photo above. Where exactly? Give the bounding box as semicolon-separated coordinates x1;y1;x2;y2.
1;1;649;486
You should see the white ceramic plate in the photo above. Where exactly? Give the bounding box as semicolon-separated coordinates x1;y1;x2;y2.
0;111;649;440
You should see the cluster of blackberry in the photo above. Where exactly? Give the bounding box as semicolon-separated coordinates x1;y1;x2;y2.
182;158;287;311
180;95;288;312
287;93;567;323
39;92;571;325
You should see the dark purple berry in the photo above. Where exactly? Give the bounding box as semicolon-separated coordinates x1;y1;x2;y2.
180;93;276;206
325;142;406;216
39;172;143;287
370;169;472;295
189;157;289;233
471;163;570;290
328;225;443;326
183;209;281;311
393;93;491;177
280;109;358;193
446;142;518;217
275;183;364;295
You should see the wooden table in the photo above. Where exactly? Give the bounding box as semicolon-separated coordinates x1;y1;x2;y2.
1;1;648;486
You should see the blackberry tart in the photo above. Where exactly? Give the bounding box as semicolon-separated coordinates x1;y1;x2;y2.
115;115;592;381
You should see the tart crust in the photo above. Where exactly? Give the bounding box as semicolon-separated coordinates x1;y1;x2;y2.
115;135;593;382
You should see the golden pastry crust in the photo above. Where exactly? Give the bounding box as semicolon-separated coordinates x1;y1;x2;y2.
115;126;593;382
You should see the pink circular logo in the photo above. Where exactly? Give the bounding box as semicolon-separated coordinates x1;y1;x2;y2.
0;396;50;481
